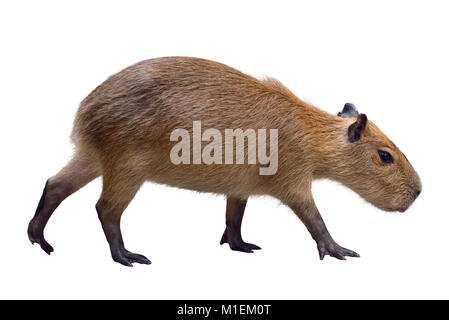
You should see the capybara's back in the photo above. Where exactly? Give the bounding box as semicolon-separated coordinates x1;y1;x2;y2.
28;57;421;266
72;57;299;196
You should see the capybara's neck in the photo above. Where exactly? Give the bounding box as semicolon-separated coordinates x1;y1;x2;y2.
264;85;348;182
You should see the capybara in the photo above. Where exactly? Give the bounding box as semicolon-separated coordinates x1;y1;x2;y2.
28;57;422;266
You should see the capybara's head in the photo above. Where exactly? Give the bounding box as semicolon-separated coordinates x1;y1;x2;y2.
334;103;421;212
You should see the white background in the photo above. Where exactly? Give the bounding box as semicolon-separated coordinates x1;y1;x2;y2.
1;1;447;299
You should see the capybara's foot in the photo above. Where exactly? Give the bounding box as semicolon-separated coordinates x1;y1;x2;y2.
316;238;359;260
111;248;151;267
27;219;54;255
220;229;261;253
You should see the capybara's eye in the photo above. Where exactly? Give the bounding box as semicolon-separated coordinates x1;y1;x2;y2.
378;150;394;164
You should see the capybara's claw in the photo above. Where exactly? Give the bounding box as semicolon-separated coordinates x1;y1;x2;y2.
317;240;359;260
112;248;151;267
39;240;54;255
124;250;152;265
30;236;54;255
220;230;261;253
113;256;133;267
234;241;262;252
28;222;54;255
246;243;261;250
231;241;260;253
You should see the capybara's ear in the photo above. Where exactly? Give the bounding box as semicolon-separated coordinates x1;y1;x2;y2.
338;103;359;118
347;113;367;142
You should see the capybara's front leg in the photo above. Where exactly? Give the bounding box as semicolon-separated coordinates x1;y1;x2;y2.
290;199;360;260
220;197;261;253
96;172;150;267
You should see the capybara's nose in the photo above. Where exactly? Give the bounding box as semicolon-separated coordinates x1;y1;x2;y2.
414;188;421;200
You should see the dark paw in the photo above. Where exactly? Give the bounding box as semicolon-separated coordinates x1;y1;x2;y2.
124;250;152;265
229;241;261;253
317;240;359;260
28;220;54;255
220;229;261;253
112;249;151;267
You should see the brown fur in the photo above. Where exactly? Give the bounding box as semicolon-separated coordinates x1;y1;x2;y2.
28;57;421;265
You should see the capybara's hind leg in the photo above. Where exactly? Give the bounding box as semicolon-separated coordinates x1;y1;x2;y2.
28;152;100;254
220;197;261;253
96;170;150;267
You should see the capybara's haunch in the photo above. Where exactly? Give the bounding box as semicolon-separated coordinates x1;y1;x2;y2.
28;57;422;266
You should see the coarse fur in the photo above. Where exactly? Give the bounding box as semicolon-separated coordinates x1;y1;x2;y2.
28;56;422;265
